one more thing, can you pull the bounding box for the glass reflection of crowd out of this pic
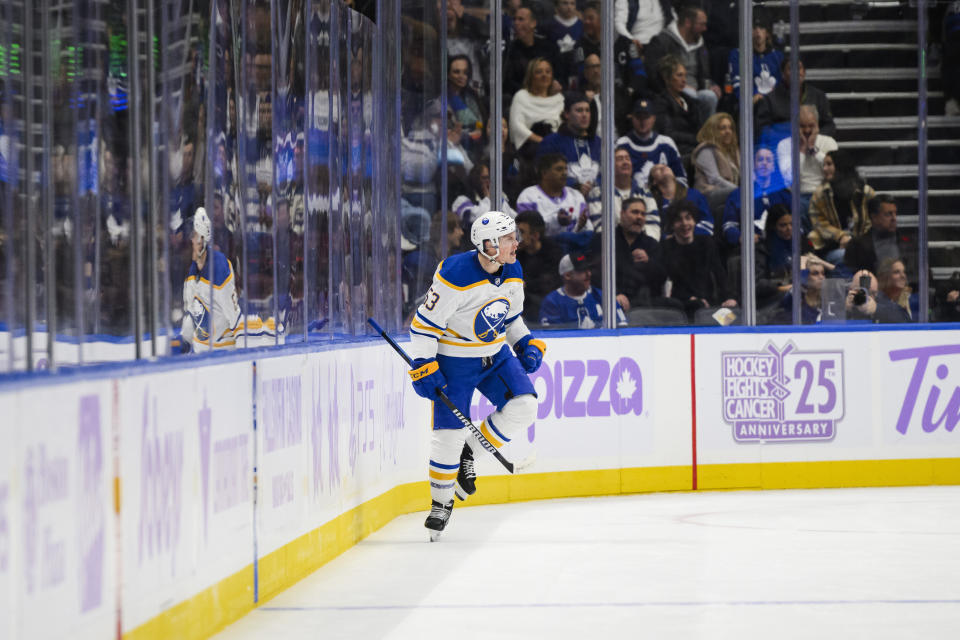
[398,0,960,328]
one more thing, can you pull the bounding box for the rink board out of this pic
[0,328,958,639]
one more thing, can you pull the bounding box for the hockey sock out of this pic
[467,393,537,456]
[429,428,466,505]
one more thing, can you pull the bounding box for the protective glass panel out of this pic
[329,1,350,335]
[0,0,24,371]
[304,0,332,340]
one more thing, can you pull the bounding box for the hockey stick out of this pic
[368,317,523,474]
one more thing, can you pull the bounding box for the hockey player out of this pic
[408,212,546,540]
[174,207,242,353]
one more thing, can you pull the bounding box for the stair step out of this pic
[861,165,960,178]
[807,68,937,81]
[834,116,960,129]
[797,20,917,35]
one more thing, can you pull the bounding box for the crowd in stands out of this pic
[398,0,960,328]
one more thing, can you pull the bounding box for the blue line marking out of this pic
[259,599,960,612]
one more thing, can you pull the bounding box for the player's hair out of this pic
[537,152,567,177]
[867,193,896,217]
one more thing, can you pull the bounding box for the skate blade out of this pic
[429,530,442,542]
[454,482,470,502]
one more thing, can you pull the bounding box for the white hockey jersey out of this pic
[409,251,530,359]
[515,185,591,237]
[182,249,242,350]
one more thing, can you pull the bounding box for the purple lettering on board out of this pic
[311,365,325,497]
[138,387,184,575]
[327,365,341,491]
[889,344,960,435]
[562,360,587,418]
[0,484,8,574]
[77,394,105,612]
[609,357,643,416]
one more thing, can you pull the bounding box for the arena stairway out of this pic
[766,0,960,284]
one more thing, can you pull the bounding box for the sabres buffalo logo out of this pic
[474,298,510,342]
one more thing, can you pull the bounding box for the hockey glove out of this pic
[514,335,546,373]
[409,357,448,401]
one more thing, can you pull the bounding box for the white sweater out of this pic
[508,89,564,149]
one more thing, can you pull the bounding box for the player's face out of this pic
[494,231,519,264]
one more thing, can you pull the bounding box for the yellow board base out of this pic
[125,458,960,640]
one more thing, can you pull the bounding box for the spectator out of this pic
[448,54,487,155]
[722,146,791,249]
[652,55,703,157]
[616,97,687,189]
[516,209,565,321]
[942,1,960,116]
[543,0,583,56]
[503,6,565,101]
[644,4,719,120]
[692,112,740,214]
[614,0,675,51]
[403,211,466,303]
[807,149,874,267]
[537,91,600,196]
[843,268,909,324]
[484,116,523,201]
[452,163,517,226]
[576,53,631,133]
[934,271,960,321]
[727,14,784,102]
[539,251,627,327]
[516,153,591,238]
[441,0,488,98]
[508,57,564,172]
[587,148,660,236]
[587,196,669,311]
[844,193,918,281]
[756,57,836,149]
[648,163,712,236]
[776,104,838,216]
[780,259,827,324]
[400,100,444,216]
[876,258,915,322]
[574,3,647,105]
[662,199,737,319]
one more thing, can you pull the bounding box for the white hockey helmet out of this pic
[470,211,516,262]
[191,207,212,250]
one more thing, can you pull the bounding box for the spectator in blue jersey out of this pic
[616,97,687,189]
[537,92,600,198]
[544,0,584,57]
[587,197,670,311]
[721,146,791,250]
[648,163,712,237]
[540,251,627,328]
[516,210,565,321]
[727,15,783,103]
[662,199,737,320]
[503,6,566,102]
[652,55,703,157]
[644,4,719,121]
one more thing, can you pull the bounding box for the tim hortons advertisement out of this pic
[15,382,117,640]
[883,334,960,451]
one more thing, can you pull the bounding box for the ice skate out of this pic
[454,443,476,501]
[424,500,453,541]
